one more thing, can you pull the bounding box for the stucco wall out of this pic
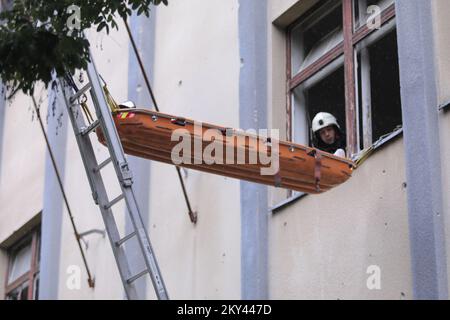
[146,0,241,299]
[0,89,46,244]
[269,138,412,299]
[433,0,450,106]
[432,0,450,298]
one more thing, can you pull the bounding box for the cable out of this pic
[31,95,96,288]
[123,18,197,224]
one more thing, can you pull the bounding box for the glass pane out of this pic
[356,28,402,147]
[291,2,343,75]
[8,240,32,284]
[354,0,394,29]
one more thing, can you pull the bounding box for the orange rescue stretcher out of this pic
[96,109,355,194]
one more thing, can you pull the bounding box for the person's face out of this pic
[319,125,337,145]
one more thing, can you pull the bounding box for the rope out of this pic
[123,17,197,224]
[102,85,120,113]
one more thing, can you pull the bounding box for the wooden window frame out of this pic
[4,228,40,300]
[286,0,396,156]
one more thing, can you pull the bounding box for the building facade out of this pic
[1,0,450,299]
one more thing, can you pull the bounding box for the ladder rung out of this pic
[127,269,149,284]
[81,120,100,136]
[104,194,125,210]
[115,232,136,247]
[70,82,92,104]
[94,158,112,173]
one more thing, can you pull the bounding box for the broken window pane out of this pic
[7,240,32,284]
[291,2,343,75]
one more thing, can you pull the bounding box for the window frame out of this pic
[286,0,396,157]
[4,228,40,300]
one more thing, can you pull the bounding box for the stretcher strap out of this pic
[314,152,322,192]
[307,149,322,192]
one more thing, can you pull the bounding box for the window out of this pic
[287,0,401,157]
[4,228,40,300]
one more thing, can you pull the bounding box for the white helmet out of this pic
[312,112,340,133]
[119,100,136,109]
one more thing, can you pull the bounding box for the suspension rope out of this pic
[123,17,197,224]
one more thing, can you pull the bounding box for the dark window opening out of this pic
[305,66,346,147]
[356,29,402,149]
[367,30,402,142]
[303,4,343,57]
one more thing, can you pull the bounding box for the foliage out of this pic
[0,0,167,97]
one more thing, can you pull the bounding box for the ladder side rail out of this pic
[61,81,139,300]
[85,57,169,300]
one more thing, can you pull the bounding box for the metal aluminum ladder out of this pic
[60,52,169,300]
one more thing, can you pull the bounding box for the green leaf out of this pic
[97,21,107,32]
[0,0,170,98]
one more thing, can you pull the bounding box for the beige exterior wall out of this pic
[269,138,411,299]
[433,0,450,106]
[147,0,241,299]
[432,0,450,297]
[0,84,47,298]
[0,90,46,245]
